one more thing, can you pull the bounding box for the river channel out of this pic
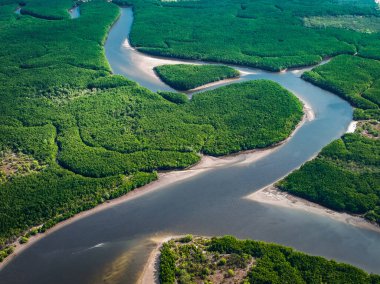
[1,7,379,284]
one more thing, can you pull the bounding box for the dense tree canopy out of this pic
[278,133,380,224]
[159,236,380,284]
[303,55,380,120]
[0,0,303,257]
[154,64,239,91]
[128,0,380,71]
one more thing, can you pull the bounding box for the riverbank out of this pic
[137,235,177,284]
[346,121,358,133]
[0,148,282,270]
[244,118,379,233]
[245,185,380,233]
[185,75,241,93]
[0,101,313,270]
[139,235,380,284]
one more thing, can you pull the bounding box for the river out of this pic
[1,7,379,284]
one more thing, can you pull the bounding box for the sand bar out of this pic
[245,185,380,233]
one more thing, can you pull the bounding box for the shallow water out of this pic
[68,6,80,19]
[1,7,380,284]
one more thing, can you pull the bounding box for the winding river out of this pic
[1,7,380,284]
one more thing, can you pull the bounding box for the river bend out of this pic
[1,7,379,284]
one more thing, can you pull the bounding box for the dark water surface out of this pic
[1,7,379,284]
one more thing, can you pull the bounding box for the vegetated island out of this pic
[0,0,303,263]
[153,64,239,91]
[151,235,380,284]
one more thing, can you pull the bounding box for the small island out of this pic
[155,235,380,283]
[154,64,240,91]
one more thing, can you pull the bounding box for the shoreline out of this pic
[137,235,177,284]
[346,121,358,133]
[243,118,369,232]
[245,185,380,233]
[0,102,313,271]
[185,75,241,94]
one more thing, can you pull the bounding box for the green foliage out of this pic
[160,243,176,284]
[179,235,193,243]
[154,64,239,91]
[160,236,379,284]
[127,0,380,71]
[302,55,380,119]
[280,53,380,228]
[0,0,303,254]
[190,81,303,155]
[0,168,157,246]
[0,124,56,163]
[17,0,74,20]
[0,246,14,263]
[57,127,200,177]
[227,269,235,277]
[218,257,227,266]
[88,75,136,89]
[2,0,379,270]
[278,133,380,222]
[19,236,29,244]
[158,91,188,104]
[161,236,253,283]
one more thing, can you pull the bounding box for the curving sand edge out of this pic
[245,185,380,233]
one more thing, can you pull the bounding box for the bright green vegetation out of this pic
[188,81,303,155]
[302,55,380,120]
[154,64,239,91]
[159,235,380,284]
[0,0,303,258]
[127,0,380,71]
[304,15,380,34]
[289,38,380,223]
[157,91,189,104]
[278,133,380,225]
[0,246,14,263]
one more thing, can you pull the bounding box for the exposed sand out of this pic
[137,235,177,284]
[346,121,358,133]
[121,36,260,94]
[245,185,380,233]
[185,76,241,93]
